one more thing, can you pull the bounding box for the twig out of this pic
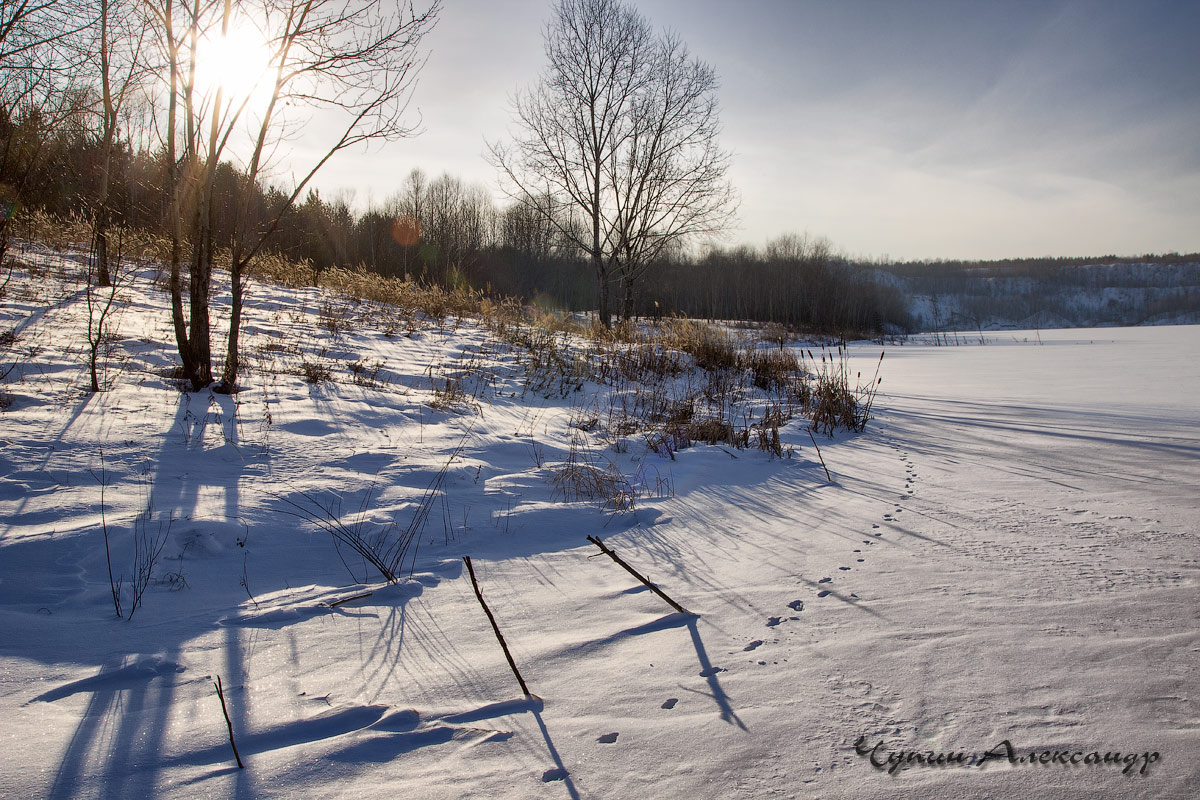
[213,675,244,769]
[90,449,122,618]
[462,556,531,697]
[325,591,374,608]
[807,429,832,482]
[585,535,691,615]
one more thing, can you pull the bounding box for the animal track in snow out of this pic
[766,616,782,627]
[788,600,804,611]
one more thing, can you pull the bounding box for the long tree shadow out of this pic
[45,645,186,800]
[46,660,120,800]
[39,389,258,799]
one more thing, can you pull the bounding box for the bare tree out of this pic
[85,225,127,392]
[0,0,94,265]
[91,0,150,287]
[609,31,736,318]
[0,1,91,64]
[146,0,439,391]
[490,0,734,326]
[218,0,441,391]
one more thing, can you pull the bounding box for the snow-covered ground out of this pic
[2,252,1197,799]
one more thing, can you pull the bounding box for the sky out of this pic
[306,0,1200,262]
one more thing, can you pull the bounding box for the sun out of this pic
[194,23,275,111]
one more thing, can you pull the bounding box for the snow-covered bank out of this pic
[2,257,1197,798]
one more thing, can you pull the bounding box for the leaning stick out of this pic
[214,675,244,769]
[808,429,832,482]
[586,536,691,615]
[462,556,532,697]
[326,591,374,609]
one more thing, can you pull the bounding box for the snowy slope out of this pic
[1,249,1197,799]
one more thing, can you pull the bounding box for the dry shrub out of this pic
[248,251,317,287]
[11,209,92,251]
[11,212,172,279]
[655,317,741,371]
[807,347,883,435]
[349,358,385,388]
[299,359,334,384]
[615,343,686,383]
[429,375,472,412]
[318,265,485,322]
[684,415,737,445]
[319,297,356,335]
[759,322,791,347]
[810,375,856,435]
[746,347,801,392]
[551,433,635,512]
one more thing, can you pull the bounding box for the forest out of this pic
[3,0,1196,369]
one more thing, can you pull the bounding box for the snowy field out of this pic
[1,254,1197,799]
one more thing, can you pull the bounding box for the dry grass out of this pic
[806,345,883,435]
[348,358,386,389]
[550,431,636,512]
[7,212,881,450]
[299,359,334,384]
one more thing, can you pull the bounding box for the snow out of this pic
[2,249,1197,798]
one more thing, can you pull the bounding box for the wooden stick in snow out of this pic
[808,429,832,482]
[214,674,244,769]
[462,556,532,698]
[586,535,692,615]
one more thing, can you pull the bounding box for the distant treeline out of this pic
[868,259,1200,330]
[5,114,914,333]
[8,111,1197,334]
[866,253,1200,277]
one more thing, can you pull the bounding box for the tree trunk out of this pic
[167,231,197,387]
[595,253,611,328]
[187,198,213,389]
[219,253,244,391]
[621,272,635,320]
[93,217,110,287]
[94,0,113,287]
[163,0,199,390]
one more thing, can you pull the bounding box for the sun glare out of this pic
[194,24,275,112]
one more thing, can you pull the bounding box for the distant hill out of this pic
[857,258,1200,332]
